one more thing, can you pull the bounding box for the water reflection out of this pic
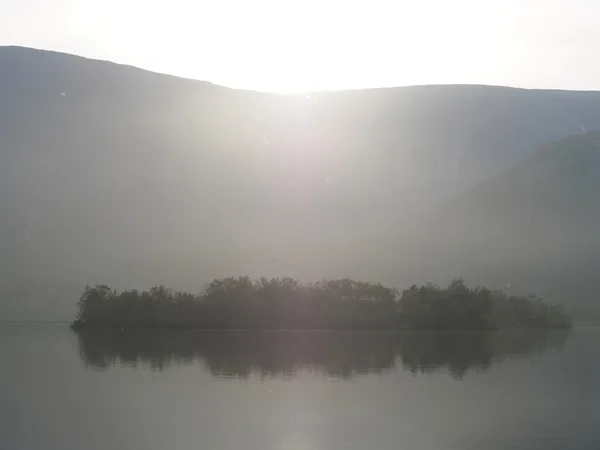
[76,330,571,379]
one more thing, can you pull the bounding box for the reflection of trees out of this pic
[76,330,571,379]
[397,330,571,379]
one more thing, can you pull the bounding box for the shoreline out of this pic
[70,323,573,332]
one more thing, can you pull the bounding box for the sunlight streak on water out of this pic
[1,326,599,450]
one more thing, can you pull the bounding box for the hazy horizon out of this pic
[3,0,600,93]
[8,44,600,95]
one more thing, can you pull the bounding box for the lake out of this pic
[1,326,598,450]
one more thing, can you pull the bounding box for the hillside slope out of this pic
[397,133,600,305]
[3,46,600,318]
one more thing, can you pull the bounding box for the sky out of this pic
[1,0,599,92]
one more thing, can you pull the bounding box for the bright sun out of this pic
[8,0,567,92]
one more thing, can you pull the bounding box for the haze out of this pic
[2,0,600,322]
[2,0,600,92]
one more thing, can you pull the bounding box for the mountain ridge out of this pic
[8,45,599,94]
[2,46,600,318]
[391,132,600,305]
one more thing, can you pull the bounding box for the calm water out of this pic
[1,326,599,450]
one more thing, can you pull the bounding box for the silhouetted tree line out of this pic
[71,277,571,330]
[76,329,571,379]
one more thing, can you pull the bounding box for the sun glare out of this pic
[5,0,593,92]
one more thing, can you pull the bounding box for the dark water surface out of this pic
[1,326,598,450]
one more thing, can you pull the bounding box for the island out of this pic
[70,277,571,330]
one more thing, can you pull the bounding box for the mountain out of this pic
[3,46,600,318]
[394,132,600,305]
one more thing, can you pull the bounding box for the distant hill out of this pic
[3,46,600,318]
[393,133,600,306]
